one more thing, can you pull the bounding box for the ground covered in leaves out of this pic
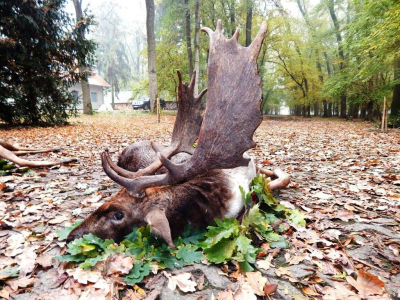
[0,112,399,299]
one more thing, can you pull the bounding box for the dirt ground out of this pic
[0,112,399,299]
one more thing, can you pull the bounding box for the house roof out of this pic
[88,73,110,87]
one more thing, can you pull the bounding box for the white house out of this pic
[69,72,110,110]
[104,91,133,109]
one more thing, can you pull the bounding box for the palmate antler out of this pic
[101,20,268,194]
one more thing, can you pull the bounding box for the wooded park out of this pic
[0,0,400,299]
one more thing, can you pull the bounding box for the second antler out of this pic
[0,139,77,168]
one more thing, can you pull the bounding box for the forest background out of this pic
[1,0,400,125]
[77,0,400,123]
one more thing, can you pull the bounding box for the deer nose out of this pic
[66,226,85,243]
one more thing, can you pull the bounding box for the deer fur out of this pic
[66,21,291,247]
[67,142,256,247]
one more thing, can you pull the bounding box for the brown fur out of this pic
[67,168,235,245]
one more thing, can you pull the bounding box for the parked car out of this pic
[132,97,166,110]
[132,97,150,110]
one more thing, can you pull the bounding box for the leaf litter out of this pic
[0,113,399,299]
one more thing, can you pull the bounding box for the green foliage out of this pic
[200,174,305,271]
[57,174,305,282]
[56,225,205,284]
[124,261,152,285]
[0,159,36,176]
[0,0,96,125]
[56,220,83,241]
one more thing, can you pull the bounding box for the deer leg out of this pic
[0,145,77,168]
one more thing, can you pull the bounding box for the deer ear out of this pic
[145,210,175,249]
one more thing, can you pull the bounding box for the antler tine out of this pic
[101,70,206,184]
[249,21,268,59]
[101,151,170,196]
[269,169,291,191]
[231,28,240,41]
[112,21,268,194]
[103,150,141,178]
[170,70,205,154]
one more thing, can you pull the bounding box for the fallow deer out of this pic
[0,139,76,168]
[67,21,290,248]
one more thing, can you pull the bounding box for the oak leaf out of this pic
[346,270,385,298]
[164,272,197,293]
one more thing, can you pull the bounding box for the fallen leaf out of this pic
[302,285,319,296]
[256,253,273,270]
[164,272,197,293]
[263,283,278,295]
[322,282,361,300]
[346,270,385,298]
[245,272,267,296]
[288,254,306,265]
[6,276,36,291]
[48,214,69,225]
[312,192,334,200]
[107,255,134,275]
[66,269,101,284]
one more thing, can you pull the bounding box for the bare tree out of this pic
[145,0,157,112]
[73,0,92,115]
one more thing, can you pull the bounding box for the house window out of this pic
[71,90,79,101]
[91,92,97,102]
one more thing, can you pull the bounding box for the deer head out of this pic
[67,21,286,247]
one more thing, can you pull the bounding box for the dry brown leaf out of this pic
[17,248,37,276]
[275,267,299,282]
[36,254,54,268]
[244,271,267,296]
[6,276,36,291]
[263,283,278,295]
[312,192,334,200]
[346,270,385,298]
[0,288,10,299]
[107,255,134,275]
[66,269,101,284]
[234,282,257,300]
[215,290,234,300]
[288,254,307,265]
[302,285,319,296]
[123,289,145,300]
[256,253,273,270]
[164,272,197,293]
[322,282,361,300]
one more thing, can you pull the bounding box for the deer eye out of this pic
[114,212,124,221]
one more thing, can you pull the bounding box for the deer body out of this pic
[67,141,255,246]
[67,21,291,247]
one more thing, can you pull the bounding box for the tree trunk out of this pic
[245,0,253,47]
[328,0,346,118]
[328,102,333,117]
[73,0,92,115]
[145,0,157,112]
[194,0,201,96]
[313,102,319,116]
[111,83,115,110]
[184,0,193,76]
[391,57,400,118]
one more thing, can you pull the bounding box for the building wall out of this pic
[68,84,105,110]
